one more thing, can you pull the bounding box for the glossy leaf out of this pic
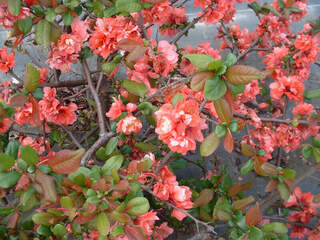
[225,65,264,85]
[32,212,57,226]
[48,148,85,174]
[224,129,234,153]
[183,54,215,69]
[24,64,40,93]
[116,0,142,13]
[223,53,237,67]
[105,137,118,155]
[35,20,61,49]
[193,189,214,208]
[0,171,21,188]
[8,0,21,16]
[190,71,215,91]
[200,132,221,157]
[277,182,290,201]
[35,170,57,203]
[233,196,255,210]
[96,212,110,236]
[214,97,233,123]
[241,143,256,157]
[18,16,32,34]
[245,203,262,226]
[262,222,288,234]
[29,95,41,126]
[0,153,15,172]
[249,226,264,240]
[126,46,146,64]
[260,162,278,176]
[20,146,38,165]
[204,76,227,101]
[302,145,313,158]
[265,179,278,192]
[123,79,148,98]
[241,158,254,175]
[8,94,28,108]
[126,197,150,216]
[102,155,124,175]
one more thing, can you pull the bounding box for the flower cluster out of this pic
[139,0,187,37]
[153,166,193,220]
[89,16,141,59]
[0,48,15,73]
[46,18,88,72]
[283,187,320,239]
[155,99,207,155]
[39,87,77,125]
[0,3,30,29]
[105,96,142,135]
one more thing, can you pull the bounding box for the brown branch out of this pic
[138,11,149,42]
[155,151,175,174]
[80,132,115,166]
[237,35,262,61]
[60,125,83,149]
[263,216,313,229]
[234,112,309,125]
[170,5,213,44]
[82,60,106,135]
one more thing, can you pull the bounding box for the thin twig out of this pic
[237,35,262,61]
[156,151,174,174]
[138,11,149,42]
[60,125,82,149]
[82,60,106,135]
[8,70,23,84]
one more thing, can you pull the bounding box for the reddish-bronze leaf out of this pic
[126,46,146,64]
[15,174,30,191]
[190,71,214,92]
[118,39,142,52]
[224,129,234,153]
[7,212,19,228]
[228,182,254,197]
[214,97,233,123]
[225,65,264,85]
[35,170,57,203]
[265,179,278,192]
[241,143,256,157]
[234,196,255,210]
[245,203,262,226]
[144,0,166,3]
[125,225,146,240]
[48,148,84,174]
[74,214,95,224]
[253,157,268,177]
[29,95,41,126]
[193,189,214,208]
[200,132,221,157]
[261,162,278,176]
[8,94,28,108]
[224,86,234,113]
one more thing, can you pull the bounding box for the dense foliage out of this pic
[0,0,319,239]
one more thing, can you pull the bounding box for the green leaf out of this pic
[277,0,285,8]
[0,207,14,216]
[302,145,313,158]
[0,171,21,188]
[104,6,119,17]
[282,169,296,180]
[183,54,215,69]
[60,196,74,209]
[200,132,221,157]
[312,137,320,148]
[204,76,227,101]
[138,102,153,115]
[304,88,320,99]
[229,119,239,133]
[52,224,67,237]
[216,65,227,75]
[24,64,40,92]
[20,146,39,165]
[171,93,184,106]
[63,11,74,26]
[102,155,124,175]
[5,140,20,159]
[241,158,254,175]
[8,0,21,17]
[96,147,108,161]
[226,82,246,95]
[170,158,188,170]
[126,197,150,216]
[116,0,142,13]
[96,212,110,236]
[313,148,320,163]
[123,79,148,97]
[223,53,237,67]
[262,222,288,234]
[0,153,15,172]
[134,142,156,152]
[249,226,264,240]
[105,137,118,155]
[35,20,61,49]
[208,59,223,71]
[45,8,57,22]
[18,16,33,34]
[277,182,290,200]
[215,125,227,138]
[289,6,301,13]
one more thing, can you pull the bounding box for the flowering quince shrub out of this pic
[0,0,319,240]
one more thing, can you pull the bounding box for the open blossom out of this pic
[153,166,193,220]
[134,210,159,237]
[0,48,15,73]
[106,96,125,120]
[0,5,30,29]
[0,118,10,133]
[20,136,50,155]
[117,115,142,135]
[156,41,178,77]
[293,102,315,118]
[89,16,141,59]
[155,99,207,155]
[39,87,77,125]
[15,103,35,126]
[269,76,305,102]
[71,17,89,42]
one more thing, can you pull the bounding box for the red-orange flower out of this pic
[0,48,15,73]
[0,118,10,133]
